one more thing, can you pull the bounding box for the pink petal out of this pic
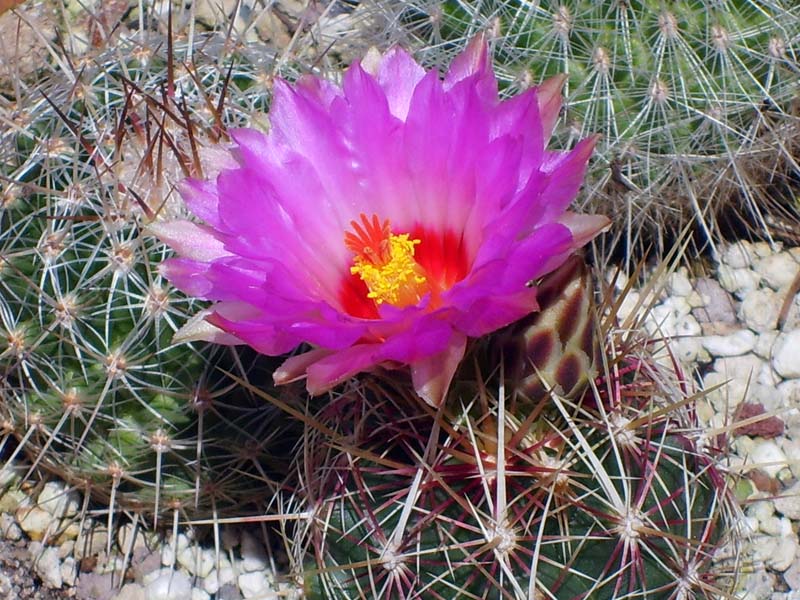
[172,309,244,345]
[536,74,567,141]
[148,221,230,262]
[373,46,426,121]
[274,348,335,386]
[444,34,497,103]
[411,332,467,407]
[559,212,612,247]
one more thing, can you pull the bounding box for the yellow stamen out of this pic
[345,214,427,307]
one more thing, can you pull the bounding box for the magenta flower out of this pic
[150,36,610,407]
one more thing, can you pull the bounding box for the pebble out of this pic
[32,543,62,588]
[0,513,22,541]
[741,288,783,332]
[773,331,800,378]
[757,252,800,290]
[667,268,693,297]
[61,556,77,587]
[717,264,761,298]
[784,559,800,590]
[145,569,193,600]
[692,277,738,325]
[701,329,756,356]
[238,571,273,599]
[768,536,798,572]
[723,242,756,269]
[0,489,27,513]
[750,440,789,478]
[37,481,79,518]
[177,545,215,578]
[775,481,800,520]
[112,583,147,600]
[204,564,237,595]
[16,506,56,542]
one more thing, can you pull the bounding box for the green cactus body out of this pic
[381,0,800,255]
[294,263,739,598]
[299,363,734,599]
[0,33,297,521]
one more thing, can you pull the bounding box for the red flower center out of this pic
[340,213,470,319]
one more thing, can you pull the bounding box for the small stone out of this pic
[37,481,80,518]
[715,353,765,375]
[741,288,782,332]
[759,515,784,536]
[756,251,800,290]
[692,277,738,324]
[205,565,237,594]
[784,558,800,590]
[76,572,116,599]
[666,268,693,297]
[193,589,211,600]
[56,520,81,545]
[74,525,109,560]
[33,545,63,589]
[111,583,147,600]
[701,329,756,357]
[144,569,193,600]
[758,366,781,392]
[754,331,779,359]
[773,331,800,378]
[779,380,800,409]
[238,571,272,599]
[161,543,176,567]
[16,506,56,542]
[750,440,789,478]
[753,241,779,258]
[217,583,244,600]
[775,481,800,520]
[0,513,22,541]
[722,242,755,269]
[58,540,75,559]
[768,536,798,572]
[783,439,800,479]
[741,567,776,600]
[177,546,215,579]
[751,534,779,564]
[747,498,776,523]
[674,336,708,364]
[675,313,702,337]
[717,264,760,298]
[734,403,785,438]
[240,532,268,572]
[117,522,147,554]
[0,489,27,513]
[61,556,77,587]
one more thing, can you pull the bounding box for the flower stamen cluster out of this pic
[345,213,427,308]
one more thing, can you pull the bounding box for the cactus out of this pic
[0,23,311,524]
[372,0,800,260]
[284,259,741,598]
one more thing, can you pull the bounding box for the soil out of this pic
[0,539,73,599]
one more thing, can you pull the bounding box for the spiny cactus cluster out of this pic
[373,0,800,260]
[280,259,741,599]
[0,25,310,522]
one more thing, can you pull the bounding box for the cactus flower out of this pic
[150,36,610,407]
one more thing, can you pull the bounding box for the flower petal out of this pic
[372,46,426,121]
[411,331,467,407]
[148,220,230,262]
